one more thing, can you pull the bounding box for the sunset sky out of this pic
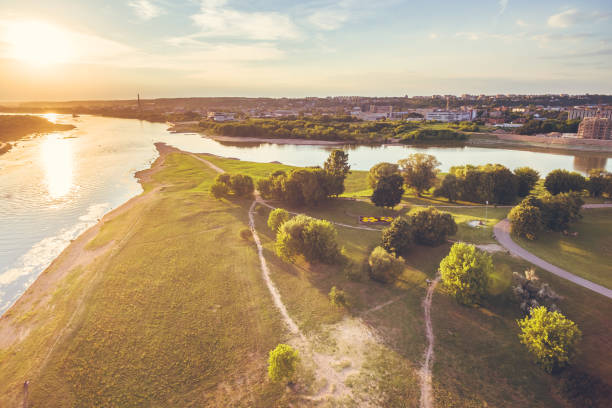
[1,0,611,100]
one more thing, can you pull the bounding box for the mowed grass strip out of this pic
[0,153,291,407]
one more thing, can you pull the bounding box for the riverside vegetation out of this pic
[0,115,75,154]
[0,147,610,406]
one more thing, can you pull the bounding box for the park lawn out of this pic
[448,206,510,244]
[199,154,295,180]
[515,208,612,289]
[0,153,294,407]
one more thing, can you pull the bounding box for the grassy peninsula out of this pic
[0,115,75,154]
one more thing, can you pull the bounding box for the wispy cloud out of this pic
[190,0,300,40]
[307,9,348,31]
[498,0,509,16]
[547,9,610,28]
[128,0,163,21]
[516,19,528,27]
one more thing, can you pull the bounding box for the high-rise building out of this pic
[577,117,612,140]
[568,109,612,120]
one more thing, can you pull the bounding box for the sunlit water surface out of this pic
[1,114,610,313]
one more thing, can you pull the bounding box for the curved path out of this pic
[494,218,612,299]
[419,275,440,408]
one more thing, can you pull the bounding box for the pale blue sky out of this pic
[0,0,611,100]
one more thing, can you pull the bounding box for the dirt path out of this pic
[494,219,612,299]
[420,275,440,408]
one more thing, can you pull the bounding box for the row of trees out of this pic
[517,119,580,135]
[545,168,612,198]
[509,193,584,240]
[257,150,350,206]
[210,173,254,199]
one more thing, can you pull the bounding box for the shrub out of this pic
[268,344,299,383]
[514,167,540,197]
[398,153,440,196]
[508,203,542,240]
[267,208,290,232]
[275,215,342,264]
[544,169,586,195]
[439,243,492,305]
[371,174,405,208]
[229,174,254,197]
[239,228,252,240]
[408,207,457,246]
[367,162,400,188]
[368,246,405,283]
[587,169,612,198]
[210,181,230,199]
[517,306,581,373]
[380,218,414,256]
[329,286,348,307]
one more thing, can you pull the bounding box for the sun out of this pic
[5,21,75,66]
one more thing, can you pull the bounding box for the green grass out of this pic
[515,208,612,289]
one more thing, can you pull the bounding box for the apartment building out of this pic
[577,117,612,140]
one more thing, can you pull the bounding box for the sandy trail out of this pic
[420,275,440,408]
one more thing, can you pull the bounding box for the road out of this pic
[493,218,612,299]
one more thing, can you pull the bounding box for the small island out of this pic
[0,115,75,154]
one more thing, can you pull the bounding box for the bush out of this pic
[408,207,457,246]
[544,169,586,195]
[514,167,540,197]
[371,174,405,208]
[508,203,542,240]
[517,306,581,373]
[239,228,252,240]
[210,181,230,199]
[380,218,414,256]
[368,246,405,283]
[367,162,400,188]
[275,215,342,264]
[329,286,348,307]
[587,169,612,198]
[267,208,290,232]
[229,174,254,197]
[268,344,299,383]
[439,243,492,305]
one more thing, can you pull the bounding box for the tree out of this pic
[367,162,400,188]
[267,208,290,232]
[518,306,582,373]
[587,169,612,198]
[408,207,458,246]
[329,286,348,307]
[371,174,405,208]
[540,192,584,231]
[439,243,492,305]
[514,167,540,197]
[380,217,414,256]
[268,344,299,383]
[229,174,254,197]
[434,174,461,202]
[368,246,405,283]
[483,164,519,204]
[275,215,342,264]
[544,169,586,195]
[508,204,542,240]
[285,168,329,206]
[210,181,230,199]
[398,153,441,196]
[323,149,351,196]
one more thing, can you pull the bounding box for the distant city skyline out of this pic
[1,0,611,100]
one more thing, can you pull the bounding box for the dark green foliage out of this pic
[367,162,400,189]
[275,215,342,264]
[540,193,584,231]
[210,181,230,199]
[517,119,580,135]
[398,153,440,196]
[371,174,405,208]
[368,246,405,283]
[514,167,540,197]
[229,174,254,197]
[544,169,586,195]
[433,174,460,202]
[399,128,467,143]
[587,169,612,198]
[381,218,413,256]
[323,149,351,196]
[408,207,457,246]
[449,164,519,204]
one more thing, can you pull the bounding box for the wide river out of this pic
[1,114,611,314]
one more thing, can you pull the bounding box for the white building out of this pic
[207,112,235,122]
[425,110,476,122]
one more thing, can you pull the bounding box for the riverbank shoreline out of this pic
[0,143,174,338]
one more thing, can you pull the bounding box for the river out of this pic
[0,114,610,314]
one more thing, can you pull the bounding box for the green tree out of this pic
[544,169,586,195]
[323,149,351,196]
[439,243,492,305]
[433,174,461,202]
[368,246,405,283]
[210,181,230,199]
[540,192,584,231]
[275,215,341,264]
[229,174,255,197]
[367,162,400,189]
[408,207,458,246]
[398,153,441,196]
[514,167,540,197]
[587,169,612,198]
[267,208,290,232]
[381,217,414,256]
[517,306,582,373]
[268,344,299,383]
[371,174,405,208]
[508,203,543,240]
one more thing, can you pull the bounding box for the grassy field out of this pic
[1,152,610,407]
[515,208,612,289]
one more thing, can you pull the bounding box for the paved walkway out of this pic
[493,218,612,299]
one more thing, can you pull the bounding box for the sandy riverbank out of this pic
[0,143,176,346]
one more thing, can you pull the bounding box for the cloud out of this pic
[455,32,480,41]
[547,9,610,28]
[307,10,348,31]
[191,0,300,40]
[516,19,527,27]
[498,0,508,16]
[428,33,438,40]
[128,0,163,20]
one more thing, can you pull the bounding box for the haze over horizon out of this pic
[1,0,612,101]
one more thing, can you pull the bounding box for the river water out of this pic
[0,114,610,314]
